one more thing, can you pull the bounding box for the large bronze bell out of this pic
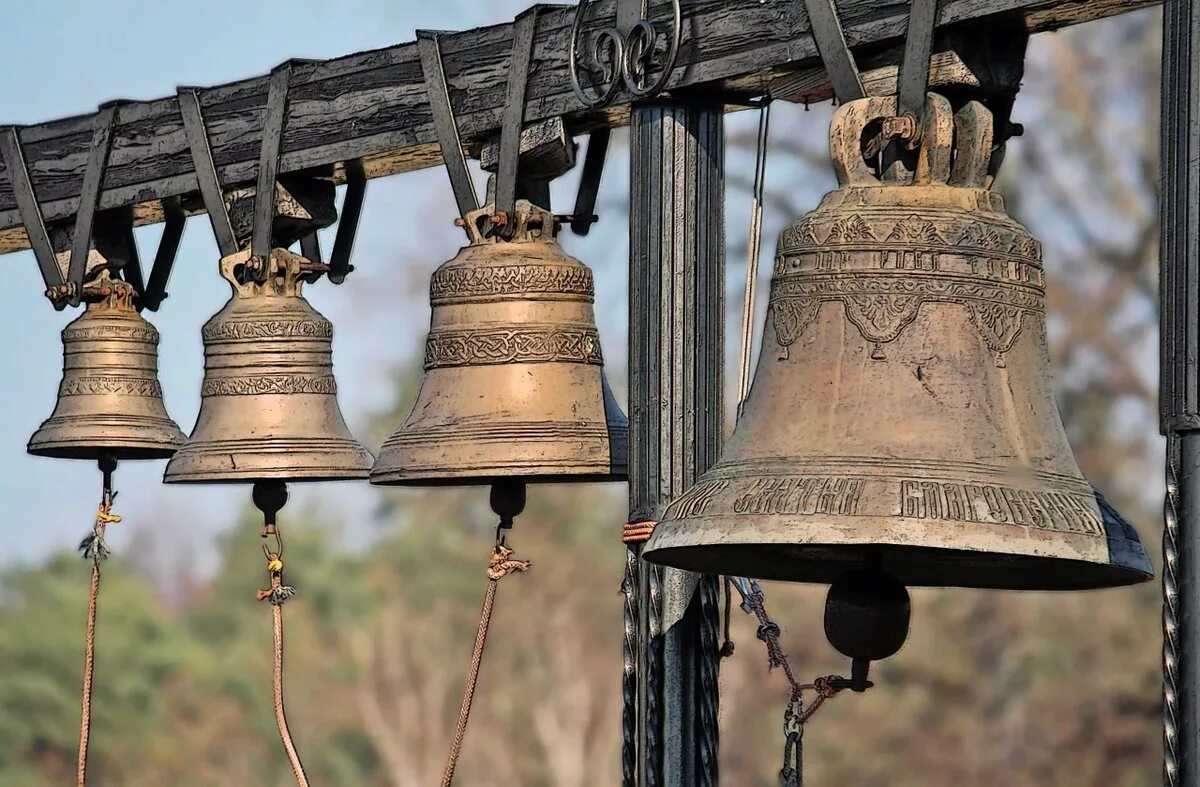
[645,96,1152,590]
[164,248,372,483]
[29,269,184,459]
[371,201,627,485]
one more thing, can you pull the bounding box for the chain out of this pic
[255,520,307,787]
[441,536,530,786]
[723,578,861,784]
[1165,433,1181,786]
[76,468,120,787]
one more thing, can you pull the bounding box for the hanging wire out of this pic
[76,459,120,787]
[736,98,773,418]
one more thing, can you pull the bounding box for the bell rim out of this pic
[368,468,629,487]
[27,443,180,461]
[642,541,1154,591]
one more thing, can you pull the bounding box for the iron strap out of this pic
[495,7,540,225]
[178,88,239,258]
[801,0,865,103]
[417,30,479,220]
[0,126,63,300]
[140,197,185,311]
[897,0,939,122]
[328,160,366,283]
[252,63,295,266]
[66,103,120,306]
[571,129,609,236]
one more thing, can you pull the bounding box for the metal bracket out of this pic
[178,87,239,258]
[418,30,479,224]
[0,103,118,308]
[494,6,541,235]
[0,125,65,308]
[570,0,682,108]
[801,0,866,103]
[570,128,609,236]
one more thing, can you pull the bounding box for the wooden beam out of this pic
[0,0,1154,256]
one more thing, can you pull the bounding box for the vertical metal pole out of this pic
[1161,3,1200,784]
[628,101,724,786]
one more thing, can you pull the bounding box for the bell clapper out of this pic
[823,560,912,693]
[251,480,308,787]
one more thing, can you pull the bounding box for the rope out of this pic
[736,98,771,418]
[623,520,657,544]
[441,543,530,787]
[76,478,120,786]
[256,526,307,787]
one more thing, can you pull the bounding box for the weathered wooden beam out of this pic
[0,0,1154,256]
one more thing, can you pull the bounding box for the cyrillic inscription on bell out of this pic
[28,269,184,459]
[645,95,1153,590]
[371,201,628,485]
[164,248,372,483]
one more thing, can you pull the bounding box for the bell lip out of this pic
[27,443,179,461]
[162,470,371,484]
[641,542,1154,591]
[368,469,628,487]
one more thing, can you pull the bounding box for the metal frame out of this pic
[1160,3,1198,784]
[627,101,724,787]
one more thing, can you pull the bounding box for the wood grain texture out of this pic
[0,0,1154,255]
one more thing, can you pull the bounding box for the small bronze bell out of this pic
[164,248,372,483]
[371,201,627,485]
[645,96,1152,590]
[29,269,184,459]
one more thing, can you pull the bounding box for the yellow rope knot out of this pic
[95,506,122,526]
[486,543,531,580]
[267,557,284,573]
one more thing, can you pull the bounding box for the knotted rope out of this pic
[441,542,530,786]
[75,482,120,787]
[256,523,307,787]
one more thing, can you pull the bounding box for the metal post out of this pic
[1161,3,1200,784]
[627,101,724,786]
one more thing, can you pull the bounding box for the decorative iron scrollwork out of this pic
[569,0,682,108]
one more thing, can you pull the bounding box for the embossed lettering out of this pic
[900,479,1102,535]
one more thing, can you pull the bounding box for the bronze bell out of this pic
[371,201,627,485]
[29,269,184,459]
[645,96,1153,590]
[164,248,372,483]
